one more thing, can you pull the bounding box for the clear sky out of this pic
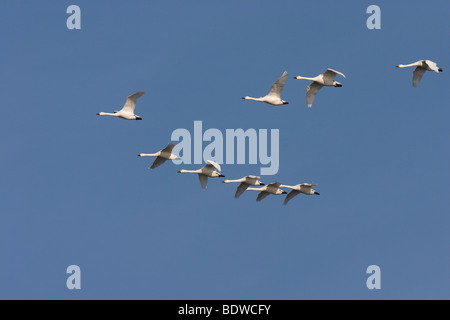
[0,0,448,300]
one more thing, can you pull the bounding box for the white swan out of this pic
[396,60,443,87]
[281,183,320,205]
[247,182,287,202]
[294,69,345,107]
[223,175,265,198]
[178,160,225,189]
[97,91,145,120]
[242,71,289,106]
[138,143,181,169]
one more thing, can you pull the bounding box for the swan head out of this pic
[242,96,249,100]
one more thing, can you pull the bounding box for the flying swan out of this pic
[280,183,320,205]
[97,91,145,120]
[247,182,287,202]
[294,69,345,107]
[178,160,225,189]
[396,60,443,87]
[223,175,265,198]
[138,143,181,169]
[242,71,289,106]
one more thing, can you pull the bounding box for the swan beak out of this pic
[177,170,182,173]
[439,68,443,72]
[260,182,265,185]
[219,174,225,177]
[137,154,142,157]
[294,76,299,79]
[242,97,247,100]
[336,84,342,87]
[136,117,142,120]
[282,191,288,194]
[96,113,101,115]
[396,65,400,68]
[282,101,289,105]
[314,192,320,195]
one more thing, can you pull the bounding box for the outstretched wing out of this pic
[413,67,426,87]
[306,82,323,107]
[235,182,250,199]
[323,68,346,81]
[267,182,282,189]
[205,160,221,172]
[283,190,301,205]
[256,191,270,202]
[121,91,145,113]
[150,157,167,169]
[198,174,208,189]
[424,60,440,72]
[267,71,288,98]
[161,143,175,154]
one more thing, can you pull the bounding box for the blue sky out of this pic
[0,0,449,299]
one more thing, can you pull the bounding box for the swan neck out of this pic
[140,153,159,157]
[98,112,118,116]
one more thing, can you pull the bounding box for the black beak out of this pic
[282,101,289,104]
[260,182,265,186]
[136,117,142,120]
[439,68,443,72]
[177,170,182,173]
[314,192,320,195]
[219,174,225,177]
[336,84,342,87]
[282,191,287,194]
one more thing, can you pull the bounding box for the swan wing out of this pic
[283,190,301,205]
[161,143,175,154]
[323,68,346,81]
[150,157,167,169]
[198,174,208,189]
[413,67,426,87]
[256,191,270,202]
[235,182,250,199]
[205,160,221,172]
[306,82,323,107]
[267,182,282,190]
[301,183,318,187]
[121,91,145,113]
[424,60,440,72]
[267,71,288,98]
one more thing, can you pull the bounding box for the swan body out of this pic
[294,68,345,107]
[396,60,443,87]
[178,160,225,189]
[97,91,145,120]
[243,71,289,106]
[223,175,265,198]
[247,182,287,202]
[138,143,181,169]
[280,183,320,205]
